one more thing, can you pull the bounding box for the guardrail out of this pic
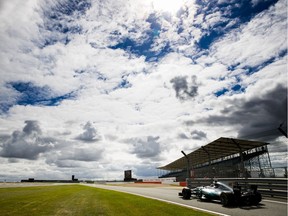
[187,178,287,200]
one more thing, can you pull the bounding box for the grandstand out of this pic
[158,137,274,181]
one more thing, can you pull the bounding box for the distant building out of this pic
[21,175,80,183]
[124,170,137,181]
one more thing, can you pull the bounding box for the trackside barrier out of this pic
[135,181,162,184]
[142,177,176,184]
[185,178,287,200]
[179,182,187,187]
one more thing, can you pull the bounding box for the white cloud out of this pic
[209,0,287,68]
[0,0,286,181]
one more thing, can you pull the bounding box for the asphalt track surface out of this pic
[87,183,287,216]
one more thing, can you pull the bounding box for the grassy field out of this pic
[0,184,213,216]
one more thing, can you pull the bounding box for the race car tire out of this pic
[220,192,233,207]
[182,188,191,199]
[251,192,262,205]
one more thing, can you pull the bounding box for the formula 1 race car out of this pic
[179,181,262,207]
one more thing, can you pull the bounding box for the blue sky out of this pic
[0,0,287,181]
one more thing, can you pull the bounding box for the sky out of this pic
[0,0,287,181]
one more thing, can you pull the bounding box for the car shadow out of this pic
[238,203,266,210]
[179,197,192,200]
[197,199,225,205]
[220,203,266,210]
[195,198,266,210]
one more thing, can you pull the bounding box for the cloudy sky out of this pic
[0,0,287,181]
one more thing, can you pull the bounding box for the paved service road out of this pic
[86,184,287,216]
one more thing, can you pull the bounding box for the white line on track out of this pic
[263,199,287,205]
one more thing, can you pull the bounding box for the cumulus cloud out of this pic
[236,85,287,139]
[170,75,199,101]
[190,130,207,140]
[198,84,287,141]
[178,130,207,140]
[76,122,101,142]
[0,121,54,160]
[128,136,161,159]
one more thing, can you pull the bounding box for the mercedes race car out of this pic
[179,181,262,206]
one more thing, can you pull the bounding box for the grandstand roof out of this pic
[158,137,268,170]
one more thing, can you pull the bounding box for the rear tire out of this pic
[252,192,262,205]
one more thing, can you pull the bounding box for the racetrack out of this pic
[86,183,287,216]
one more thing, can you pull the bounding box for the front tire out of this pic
[220,192,233,206]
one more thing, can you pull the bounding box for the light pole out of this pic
[181,150,190,179]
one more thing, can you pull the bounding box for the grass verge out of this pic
[0,184,213,216]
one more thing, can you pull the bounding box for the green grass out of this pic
[0,184,213,216]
